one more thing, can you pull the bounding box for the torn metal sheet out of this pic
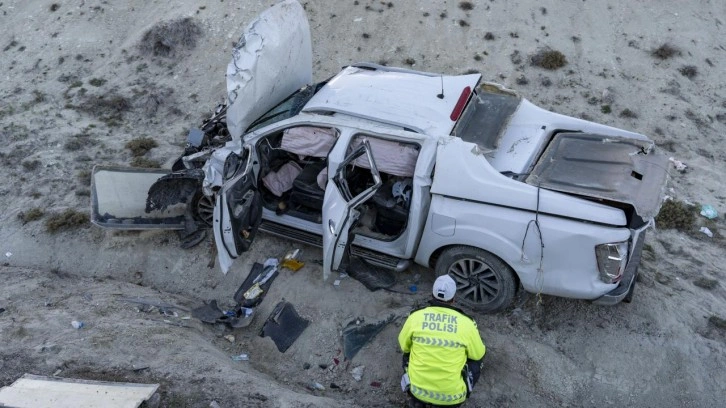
[91,166,185,229]
[260,301,309,353]
[0,374,158,408]
[226,0,312,139]
[342,315,395,360]
[526,133,669,219]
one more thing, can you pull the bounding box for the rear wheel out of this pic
[435,246,517,313]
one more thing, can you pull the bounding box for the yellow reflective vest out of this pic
[398,304,485,406]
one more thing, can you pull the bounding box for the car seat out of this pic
[289,161,327,211]
[372,179,410,235]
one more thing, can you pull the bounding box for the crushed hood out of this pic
[226,0,312,139]
[526,133,668,219]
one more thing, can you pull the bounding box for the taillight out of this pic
[595,241,629,284]
[450,86,471,121]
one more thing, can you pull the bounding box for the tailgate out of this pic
[91,166,186,229]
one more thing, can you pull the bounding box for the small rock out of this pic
[71,320,84,329]
[224,334,235,343]
[209,401,221,408]
[303,362,311,370]
[319,363,328,369]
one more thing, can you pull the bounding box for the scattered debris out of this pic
[351,365,365,381]
[281,249,305,271]
[231,353,249,361]
[119,297,190,313]
[699,227,713,238]
[342,315,395,360]
[345,257,395,291]
[668,157,688,173]
[260,301,309,353]
[699,205,718,219]
[234,260,280,307]
[308,382,325,391]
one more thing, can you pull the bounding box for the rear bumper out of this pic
[591,230,645,306]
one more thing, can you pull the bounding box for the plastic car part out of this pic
[260,301,309,353]
[342,314,395,360]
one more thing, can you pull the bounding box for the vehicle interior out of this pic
[255,127,420,240]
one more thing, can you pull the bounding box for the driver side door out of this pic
[212,146,263,274]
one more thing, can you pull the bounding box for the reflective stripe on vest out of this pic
[410,384,467,403]
[412,335,465,348]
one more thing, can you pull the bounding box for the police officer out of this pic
[398,275,486,407]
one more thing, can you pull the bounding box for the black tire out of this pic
[434,246,517,313]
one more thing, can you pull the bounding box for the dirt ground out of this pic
[1,0,725,407]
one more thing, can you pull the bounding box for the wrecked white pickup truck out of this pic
[91,0,668,312]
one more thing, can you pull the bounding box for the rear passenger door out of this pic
[321,138,382,280]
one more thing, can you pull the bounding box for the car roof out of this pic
[302,64,481,136]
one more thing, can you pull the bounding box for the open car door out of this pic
[212,146,262,274]
[322,139,382,280]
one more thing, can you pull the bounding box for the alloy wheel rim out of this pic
[195,195,215,227]
[447,258,500,304]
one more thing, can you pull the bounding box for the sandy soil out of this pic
[1,0,725,407]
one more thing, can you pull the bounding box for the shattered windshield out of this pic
[245,83,323,133]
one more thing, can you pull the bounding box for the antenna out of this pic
[437,75,444,99]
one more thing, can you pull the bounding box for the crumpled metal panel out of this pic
[226,0,312,139]
[526,133,668,219]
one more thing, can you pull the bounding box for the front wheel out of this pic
[435,246,517,313]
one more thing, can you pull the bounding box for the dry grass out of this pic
[655,200,695,231]
[18,207,44,224]
[130,157,161,168]
[530,48,567,70]
[74,93,131,126]
[694,278,718,290]
[45,209,88,233]
[125,137,158,157]
[679,65,698,79]
[651,43,680,60]
[138,17,202,57]
[709,315,726,330]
